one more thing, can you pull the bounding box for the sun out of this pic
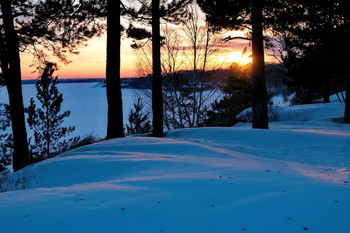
[225,51,252,65]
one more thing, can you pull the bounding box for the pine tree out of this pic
[203,62,252,126]
[0,0,105,170]
[126,98,151,135]
[0,0,30,171]
[151,0,164,137]
[272,0,350,122]
[197,0,269,129]
[26,63,79,159]
[342,1,350,123]
[271,0,348,104]
[251,0,268,129]
[0,103,12,175]
[106,0,125,139]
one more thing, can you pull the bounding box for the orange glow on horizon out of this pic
[21,36,138,80]
[20,33,277,80]
[224,51,252,65]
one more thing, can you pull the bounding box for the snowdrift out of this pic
[0,102,349,233]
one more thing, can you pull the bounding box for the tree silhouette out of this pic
[26,63,79,158]
[271,0,350,122]
[151,0,164,137]
[0,0,105,170]
[106,0,124,139]
[0,0,30,171]
[197,0,269,129]
[126,98,151,135]
[251,0,268,128]
[125,0,192,137]
[204,62,252,126]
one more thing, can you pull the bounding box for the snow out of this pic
[238,101,346,123]
[0,84,350,233]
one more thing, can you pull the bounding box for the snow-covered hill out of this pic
[0,102,349,233]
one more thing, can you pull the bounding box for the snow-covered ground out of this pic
[0,98,349,233]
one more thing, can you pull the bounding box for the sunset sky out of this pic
[21,36,138,80]
[20,31,270,80]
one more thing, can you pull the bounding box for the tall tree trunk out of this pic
[251,0,269,129]
[106,0,124,139]
[152,0,164,137]
[344,74,350,123]
[1,0,30,171]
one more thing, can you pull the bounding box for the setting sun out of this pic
[225,51,252,65]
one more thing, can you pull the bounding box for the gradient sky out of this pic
[20,31,265,80]
[21,36,138,80]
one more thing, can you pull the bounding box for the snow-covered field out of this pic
[0,84,349,233]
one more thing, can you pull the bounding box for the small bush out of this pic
[126,98,152,135]
[68,134,101,151]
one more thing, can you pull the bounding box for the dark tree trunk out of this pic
[106,0,124,139]
[1,0,30,171]
[323,75,331,103]
[305,88,315,104]
[152,0,164,137]
[344,75,350,123]
[251,0,269,129]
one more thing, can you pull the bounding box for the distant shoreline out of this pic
[21,78,139,85]
[22,78,105,84]
[19,77,152,89]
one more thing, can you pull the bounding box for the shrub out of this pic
[126,98,152,135]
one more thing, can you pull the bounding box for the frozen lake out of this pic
[0,82,139,139]
[1,82,222,139]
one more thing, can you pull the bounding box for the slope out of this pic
[0,103,349,233]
